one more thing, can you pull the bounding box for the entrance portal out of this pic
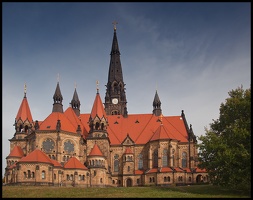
[126,178,132,187]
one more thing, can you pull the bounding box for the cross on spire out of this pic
[24,82,27,97]
[96,80,99,93]
[112,20,118,31]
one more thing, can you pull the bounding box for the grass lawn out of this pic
[2,184,250,198]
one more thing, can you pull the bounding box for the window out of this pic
[23,172,26,179]
[54,174,56,180]
[42,138,55,153]
[114,154,119,172]
[42,171,46,179]
[28,170,31,178]
[153,149,158,168]
[162,149,168,167]
[138,154,143,169]
[64,140,75,154]
[182,152,187,168]
[127,166,130,172]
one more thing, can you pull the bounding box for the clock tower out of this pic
[104,22,128,117]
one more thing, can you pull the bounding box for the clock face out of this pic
[64,140,74,154]
[112,98,118,104]
[42,138,55,153]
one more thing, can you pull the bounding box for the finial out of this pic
[74,82,77,89]
[57,73,60,82]
[159,114,163,125]
[96,80,99,94]
[24,82,27,97]
[112,20,118,31]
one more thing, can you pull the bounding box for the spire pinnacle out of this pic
[96,80,99,94]
[74,81,77,89]
[112,20,118,31]
[24,82,27,98]
[57,73,60,82]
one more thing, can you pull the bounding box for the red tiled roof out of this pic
[64,107,88,136]
[89,144,104,156]
[135,170,144,175]
[19,149,53,164]
[64,157,88,170]
[146,168,158,173]
[195,167,207,173]
[39,112,76,133]
[90,92,107,119]
[181,168,192,173]
[15,96,33,122]
[7,146,24,158]
[124,147,133,154]
[50,159,62,167]
[174,167,184,172]
[107,114,188,145]
[160,167,173,173]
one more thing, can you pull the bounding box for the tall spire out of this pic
[153,90,162,116]
[52,80,63,113]
[70,83,80,116]
[104,22,128,117]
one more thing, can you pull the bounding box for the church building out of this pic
[4,24,208,187]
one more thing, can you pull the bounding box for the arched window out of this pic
[153,149,158,168]
[168,176,170,182]
[182,152,187,168]
[42,171,46,179]
[101,123,104,130]
[70,174,73,180]
[149,177,152,183]
[28,170,31,178]
[138,154,143,169]
[79,175,81,180]
[31,172,34,178]
[162,149,168,167]
[67,174,70,180]
[95,122,100,130]
[23,172,26,178]
[114,154,119,172]
[127,166,130,172]
[188,177,191,182]
[164,177,167,182]
[54,173,56,180]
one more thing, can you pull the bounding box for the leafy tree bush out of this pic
[197,85,251,192]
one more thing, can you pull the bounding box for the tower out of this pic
[52,81,63,113]
[70,85,81,116]
[152,90,162,116]
[104,22,128,117]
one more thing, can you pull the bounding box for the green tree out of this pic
[197,85,251,192]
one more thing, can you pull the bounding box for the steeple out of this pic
[88,85,108,138]
[15,83,33,133]
[104,22,128,117]
[70,83,80,116]
[152,90,162,116]
[52,81,63,113]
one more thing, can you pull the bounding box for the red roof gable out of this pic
[16,96,33,122]
[64,157,88,170]
[7,146,24,158]
[150,124,171,141]
[39,112,76,133]
[160,167,173,173]
[50,159,62,167]
[90,92,107,119]
[135,170,144,175]
[64,107,88,136]
[19,149,53,164]
[106,114,188,145]
[89,144,104,156]
[124,147,133,154]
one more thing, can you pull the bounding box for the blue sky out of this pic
[2,2,251,176]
